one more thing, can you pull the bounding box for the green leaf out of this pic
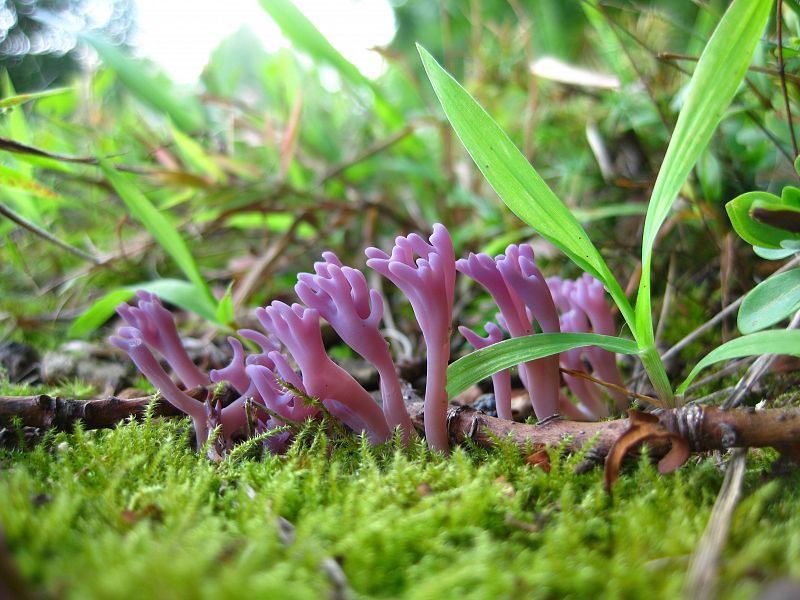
[634,0,771,392]
[0,163,60,199]
[727,191,800,248]
[259,0,401,127]
[417,44,635,332]
[85,36,203,132]
[69,279,220,338]
[99,157,216,312]
[446,333,640,399]
[69,288,135,337]
[781,186,800,208]
[738,269,800,333]
[0,87,70,111]
[677,330,800,394]
[753,246,797,260]
[170,124,228,184]
[215,283,235,327]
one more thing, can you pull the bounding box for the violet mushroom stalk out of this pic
[456,247,559,420]
[458,322,513,421]
[366,223,456,453]
[256,301,391,445]
[116,290,207,389]
[295,251,415,443]
[109,326,210,446]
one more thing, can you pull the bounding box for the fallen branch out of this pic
[2,390,799,485]
[0,385,238,432]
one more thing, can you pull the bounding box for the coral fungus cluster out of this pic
[111,224,625,455]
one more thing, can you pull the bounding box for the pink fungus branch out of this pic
[106,224,633,459]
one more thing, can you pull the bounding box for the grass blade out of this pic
[69,279,220,337]
[446,333,639,399]
[99,157,216,312]
[418,44,635,332]
[635,0,771,349]
[259,0,401,127]
[677,330,800,394]
[85,36,204,132]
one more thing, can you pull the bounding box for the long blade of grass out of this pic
[69,279,220,337]
[99,157,216,312]
[676,330,800,394]
[259,0,402,127]
[85,35,204,132]
[418,45,635,332]
[446,333,639,398]
[635,0,771,351]
[0,87,70,111]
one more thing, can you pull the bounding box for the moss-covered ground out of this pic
[2,403,800,600]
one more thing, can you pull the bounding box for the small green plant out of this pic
[421,0,800,404]
[726,158,800,334]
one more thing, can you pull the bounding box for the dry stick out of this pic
[5,391,800,463]
[654,251,677,347]
[684,310,800,599]
[232,217,301,309]
[662,254,800,365]
[595,1,671,132]
[684,447,747,600]
[0,201,101,265]
[658,52,800,86]
[319,123,419,184]
[777,1,799,159]
[559,367,666,408]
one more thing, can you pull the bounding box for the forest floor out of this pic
[2,376,800,599]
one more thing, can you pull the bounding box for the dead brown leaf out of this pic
[604,410,690,491]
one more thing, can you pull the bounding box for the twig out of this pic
[559,367,666,408]
[319,123,420,184]
[684,447,747,600]
[0,201,101,264]
[662,255,800,364]
[685,311,800,597]
[777,1,799,158]
[657,52,800,86]
[6,390,800,475]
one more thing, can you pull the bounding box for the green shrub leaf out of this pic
[738,268,800,334]
[69,279,219,337]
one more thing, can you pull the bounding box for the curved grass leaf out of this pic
[677,330,800,394]
[0,87,70,111]
[635,0,771,349]
[69,279,219,337]
[259,0,401,127]
[100,157,216,312]
[85,36,203,132]
[738,269,800,334]
[0,163,60,199]
[418,45,635,332]
[446,333,639,399]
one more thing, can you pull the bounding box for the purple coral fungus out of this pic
[365,223,455,452]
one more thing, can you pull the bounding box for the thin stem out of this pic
[0,202,101,264]
[559,367,665,408]
[777,0,798,158]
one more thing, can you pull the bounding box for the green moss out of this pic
[2,415,800,599]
